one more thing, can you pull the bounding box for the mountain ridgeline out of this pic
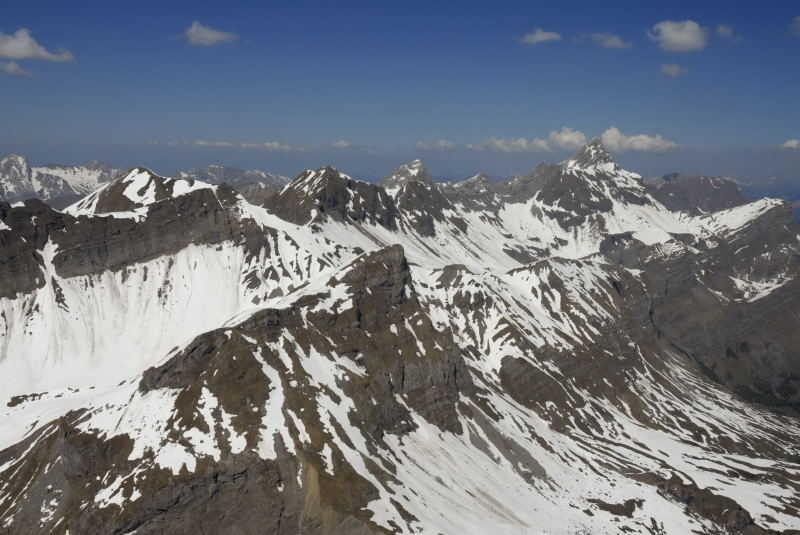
[0,155,289,209]
[0,141,799,535]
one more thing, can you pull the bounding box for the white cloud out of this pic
[601,127,677,152]
[192,140,234,147]
[416,139,456,151]
[781,139,800,149]
[521,28,562,45]
[468,127,588,153]
[191,140,297,151]
[548,127,587,149]
[716,24,735,39]
[589,33,631,49]
[660,63,688,77]
[648,20,707,52]
[241,141,296,152]
[0,28,73,62]
[331,139,352,149]
[468,126,675,154]
[469,137,551,153]
[185,21,237,46]
[1,61,31,76]
[791,16,800,36]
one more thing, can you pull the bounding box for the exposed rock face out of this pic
[440,174,502,214]
[0,199,59,298]
[0,172,262,293]
[657,475,765,533]
[645,204,800,405]
[267,167,398,228]
[531,141,650,227]
[500,162,562,200]
[394,180,456,237]
[234,181,285,206]
[447,173,491,193]
[1,141,800,535]
[648,173,749,214]
[1,245,472,535]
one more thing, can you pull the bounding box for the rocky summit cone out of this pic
[382,159,433,188]
[560,139,644,195]
[570,138,614,168]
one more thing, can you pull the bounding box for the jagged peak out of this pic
[303,165,351,179]
[0,154,30,174]
[383,159,433,187]
[268,165,397,227]
[101,167,166,190]
[113,168,177,194]
[562,139,643,186]
[403,159,425,171]
[66,167,218,218]
[1,153,29,164]
[463,172,490,183]
[567,139,615,169]
[283,166,357,194]
[120,166,160,180]
[447,173,491,192]
[277,166,388,208]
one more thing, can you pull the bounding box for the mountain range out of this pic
[0,155,289,209]
[0,155,121,209]
[0,141,798,534]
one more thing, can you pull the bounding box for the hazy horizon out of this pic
[3,2,799,185]
[2,141,799,187]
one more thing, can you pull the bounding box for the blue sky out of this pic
[1,1,799,180]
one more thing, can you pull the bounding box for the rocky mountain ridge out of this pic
[0,155,289,209]
[0,141,799,534]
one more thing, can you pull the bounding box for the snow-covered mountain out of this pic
[177,164,289,206]
[0,154,121,208]
[1,141,799,535]
[0,155,290,209]
[382,159,433,190]
[177,163,288,188]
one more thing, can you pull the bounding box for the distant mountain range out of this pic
[0,154,121,209]
[0,155,289,209]
[177,164,289,206]
[1,152,797,216]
